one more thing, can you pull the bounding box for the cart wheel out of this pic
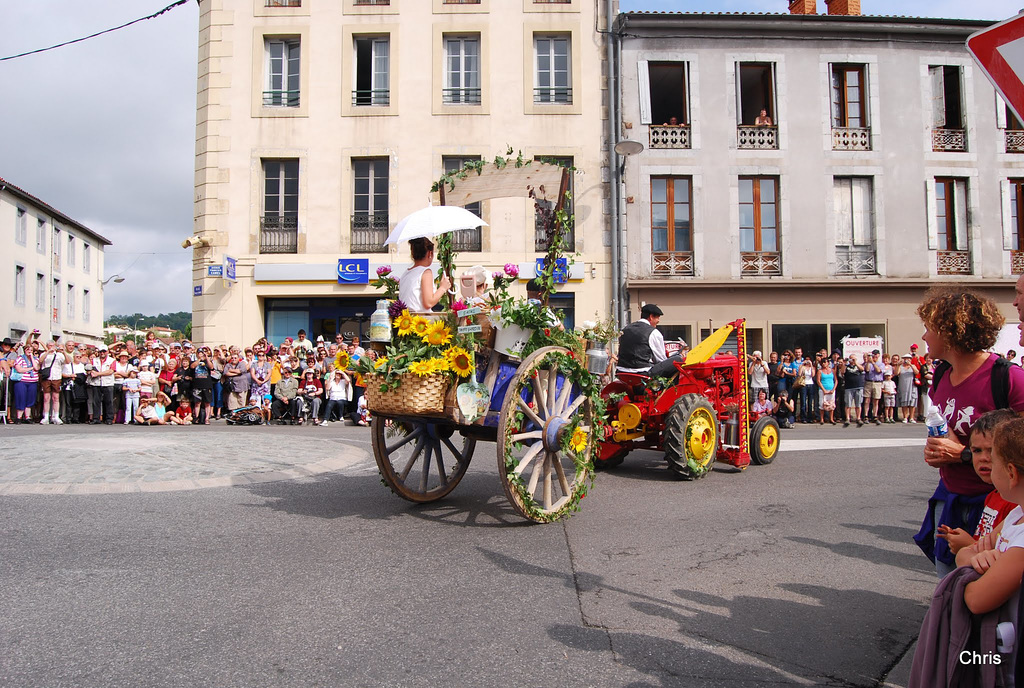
[750,416,780,465]
[372,417,475,503]
[497,346,594,523]
[664,393,718,480]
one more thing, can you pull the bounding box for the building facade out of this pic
[0,178,110,344]
[615,7,1024,355]
[191,0,615,345]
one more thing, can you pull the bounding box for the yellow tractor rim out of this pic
[687,409,717,466]
[759,424,779,459]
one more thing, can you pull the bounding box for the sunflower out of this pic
[373,356,388,370]
[422,321,453,347]
[569,427,588,454]
[394,310,415,336]
[411,316,430,337]
[334,350,351,370]
[445,346,474,378]
[427,357,449,374]
[408,360,433,377]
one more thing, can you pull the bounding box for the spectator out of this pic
[249,351,271,410]
[751,389,773,415]
[863,350,885,425]
[322,369,352,426]
[222,351,250,412]
[881,372,896,423]
[748,350,769,399]
[13,343,40,423]
[113,351,132,423]
[297,368,323,422]
[123,370,142,424]
[773,390,795,428]
[272,366,300,424]
[191,349,215,425]
[89,345,115,424]
[38,339,65,425]
[896,354,919,423]
[843,353,865,428]
[294,329,314,354]
[766,351,782,395]
[817,358,836,425]
[797,356,817,423]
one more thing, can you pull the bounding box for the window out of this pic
[352,158,389,253]
[534,157,574,251]
[67,284,75,319]
[929,65,966,151]
[265,39,300,107]
[644,62,688,126]
[35,273,45,311]
[67,235,75,267]
[831,64,866,128]
[833,177,876,275]
[261,159,300,254]
[14,266,25,306]
[353,36,390,106]
[52,279,60,323]
[534,35,571,104]
[444,36,481,105]
[83,289,91,322]
[933,178,968,251]
[443,156,483,251]
[737,63,775,125]
[83,243,91,273]
[36,218,46,253]
[53,228,61,271]
[651,177,693,276]
[15,208,26,245]
[739,176,781,276]
[1010,179,1024,252]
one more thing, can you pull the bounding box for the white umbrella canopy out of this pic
[383,205,488,246]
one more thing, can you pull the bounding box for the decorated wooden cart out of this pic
[364,155,604,523]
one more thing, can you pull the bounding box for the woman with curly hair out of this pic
[913,286,1024,577]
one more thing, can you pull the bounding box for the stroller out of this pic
[225,405,269,426]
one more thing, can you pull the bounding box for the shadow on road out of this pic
[596,449,759,483]
[839,522,921,546]
[786,535,932,573]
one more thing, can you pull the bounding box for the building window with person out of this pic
[736,61,777,149]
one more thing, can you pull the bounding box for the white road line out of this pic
[781,438,925,452]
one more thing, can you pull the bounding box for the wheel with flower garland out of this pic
[663,394,718,480]
[496,346,598,523]
[372,417,476,503]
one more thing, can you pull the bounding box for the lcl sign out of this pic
[337,259,370,284]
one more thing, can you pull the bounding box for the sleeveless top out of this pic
[617,320,655,371]
[819,372,835,392]
[399,266,429,312]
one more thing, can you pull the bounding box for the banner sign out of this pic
[338,259,370,284]
[841,336,885,361]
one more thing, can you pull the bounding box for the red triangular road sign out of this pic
[968,13,1024,125]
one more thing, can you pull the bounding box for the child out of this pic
[953,416,1024,615]
[135,397,164,425]
[124,369,142,425]
[937,409,1018,555]
[881,373,896,423]
[138,363,157,399]
[173,399,193,425]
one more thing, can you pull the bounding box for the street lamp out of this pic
[101,274,126,287]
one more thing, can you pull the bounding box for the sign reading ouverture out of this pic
[338,259,370,284]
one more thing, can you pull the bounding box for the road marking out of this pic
[782,438,924,452]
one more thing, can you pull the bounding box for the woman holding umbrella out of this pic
[399,237,451,312]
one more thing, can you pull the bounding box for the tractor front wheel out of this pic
[664,394,718,480]
[750,416,780,465]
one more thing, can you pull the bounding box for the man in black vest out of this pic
[617,304,668,374]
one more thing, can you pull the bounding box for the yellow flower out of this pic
[334,350,351,370]
[445,346,474,378]
[411,317,430,337]
[374,356,388,370]
[569,427,588,454]
[394,310,415,336]
[422,321,453,347]
[408,360,433,377]
[428,357,449,374]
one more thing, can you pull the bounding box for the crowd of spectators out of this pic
[0,329,372,427]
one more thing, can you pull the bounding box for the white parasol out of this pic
[383,205,488,246]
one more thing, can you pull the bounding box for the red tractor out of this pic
[596,319,780,479]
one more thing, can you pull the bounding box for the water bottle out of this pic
[369,299,391,343]
[926,405,948,438]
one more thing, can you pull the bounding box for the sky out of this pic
[2,1,1022,319]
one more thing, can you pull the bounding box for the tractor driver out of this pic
[616,303,668,374]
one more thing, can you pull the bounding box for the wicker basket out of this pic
[364,373,450,416]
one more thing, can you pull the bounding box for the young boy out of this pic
[881,373,896,423]
[936,408,1018,554]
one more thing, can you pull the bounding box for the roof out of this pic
[0,176,113,246]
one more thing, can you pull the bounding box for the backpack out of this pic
[930,357,1012,410]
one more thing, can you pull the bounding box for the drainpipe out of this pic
[606,0,621,329]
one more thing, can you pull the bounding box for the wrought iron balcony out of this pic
[937,250,971,275]
[352,90,390,106]
[932,128,967,152]
[1012,250,1024,275]
[442,88,481,105]
[737,125,778,150]
[649,125,691,149]
[351,213,389,253]
[265,0,300,6]
[443,0,481,5]
[533,87,572,105]
[354,0,390,5]
[741,251,782,276]
[1006,130,1024,154]
[263,90,300,107]
[834,246,876,275]
[450,228,482,252]
[260,216,298,254]
[652,251,694,276]
[832,127,871,151]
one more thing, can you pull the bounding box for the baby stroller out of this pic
[225,405,269,426]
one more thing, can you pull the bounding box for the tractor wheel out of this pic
[750,416,780,465]
[664,394,718,480]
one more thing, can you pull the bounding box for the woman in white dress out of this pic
[398,237,451,312]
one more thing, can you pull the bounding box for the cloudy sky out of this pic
[1,1,1021,318]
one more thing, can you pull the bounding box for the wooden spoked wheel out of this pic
[497,346,594,523]
[372,416,476,503]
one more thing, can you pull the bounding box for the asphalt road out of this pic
[0,422,937,687]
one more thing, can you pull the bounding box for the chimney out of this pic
[788,0,817,13]
[824,0,861,15]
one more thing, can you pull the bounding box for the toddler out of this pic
[124,370,142,425]
[174,399,193,425]
[881,373,896,423]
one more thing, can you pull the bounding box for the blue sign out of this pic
[338,259,370,284]
[535,258,570,284]
[193,285,203,297]
[224,256,237,282]
[207,265,223,278]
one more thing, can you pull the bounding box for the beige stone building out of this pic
[190,0,615,345]
[614,2,1024,355]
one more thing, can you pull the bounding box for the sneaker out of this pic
[52,417,62,425]
[320,420,329,426]
[39,417,49,425]
[874,419,881,426]
[902,418,908,423]
[857,421,864,427]
[843,421,850,428]
[910,419,917,424]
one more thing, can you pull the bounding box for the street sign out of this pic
[207,265,223,278]
[337,259,370,284]
[224,256,237,282]
[967,13,1024,124]
[193,285,203,297]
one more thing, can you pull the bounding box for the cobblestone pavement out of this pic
[0,422,372,496]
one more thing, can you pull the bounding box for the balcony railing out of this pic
[351,213,389,253]
[1012,250,1024,275]
[649,125,691,149]
[834,246,876,275]
[533,87,572,104]
[263,90,300,107]
[443,0,481,4]
[442,88,481,105]
[260,216,298,254]
[937,250,971,275]
[352,90,390,106]
[354,0,390,5]
[737,125,778,150]
[451,228,482,252]
[535,215,575,252]
[265,0,300,6]
[832,127,871,151]
[932,128,967,152]
[741,251,782,276]
[1006,130,1024,154]
[652,251,694,276]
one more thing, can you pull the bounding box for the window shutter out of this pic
[373,39,389,93]
[852,178,873,246]
[770,62,778,121]
[954,180,969,251]
[1002,179,1014,250]
[998,94,1008,129]
[638,60,651,125]
[929,66,945,128]
[829,64,841,128]
[683,62,692,125]
[833,178,853,247]
[925,179,938,250]
[734,63,742,125]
